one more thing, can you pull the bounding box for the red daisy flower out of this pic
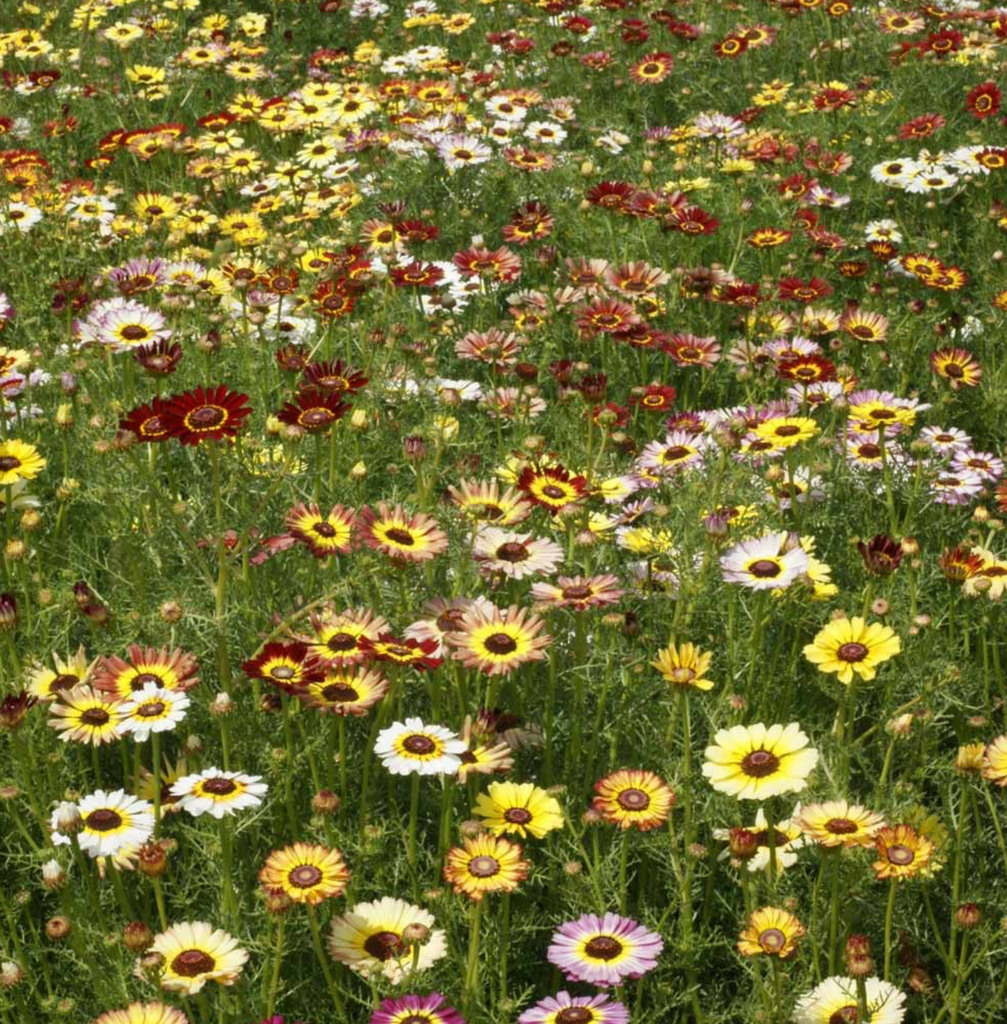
[389,261,444,289]
[242,641,326,691]
[358,633,443,672]
[119,396,173,443]
[276,389,350,433]
[631,384,677,412]
[517,464,588,515]
[164,385,251,446]
[302,359,368,396]
[966,81,1001,120]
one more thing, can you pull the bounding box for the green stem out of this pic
[307,905,347,1023]
[883,878,897,981]
[464,899,483,1015]
[266,914,286,1018]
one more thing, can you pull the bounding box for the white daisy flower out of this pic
[75,789,154,859]
[118,682,190,742]
[374,718,466,776]
[170,769,268,818]
[720,531,809,591]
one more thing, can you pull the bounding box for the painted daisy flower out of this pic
[374,718,467,776]
[803,617,901,685]
[547,913,663,986]
[737,906,805,958]
[298,666,388,716]
[983,735,1007,786]
[650,641,714,690]
[0,439,46,485]
[47,685,127,746]
[300,606,390,666]
[720,532,808,590]
[443,834,530,900]
[796,801,886,848]
[151,921,248,994]
[72,789,154,859]
[170,769,268,818]
[530,574,624,611]
[636,431,708,474]
[328,897,447,982]
[370,993,464,1024]
[241,641,325,692]
[702,723,819,800]
[518,991,629,1024]
[794,975,907,1024]
[118,683,190,742]
[27,646,95,701]
[448,479,533,526]
[93,645,200,700]
[93,1003,190,1024]
[473,781,564,839]
[446,603,552,676]
[163,385,252,446]
[285,503,357,558]
[592,770,675,831]
[404,597,496,657]
[872,825,934,880]
[356,503,448,563]
[258,843,350,905]
[473,527,563,580]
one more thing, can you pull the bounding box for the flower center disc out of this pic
[322,683,358,703]
[403,734,436,755]
[556,1009,593,1024]
[887,844,915,865]
[748,559,782,579]
[363,930,404,960]
[496,542,529,563]
[384,528,415,546]
[0,457,21,471]
[468,855,501,878]
[172,949,216,976]
[313,522,337,537]
[85,809,123,831]
[829,1008,859,1024]
[80,707,111,725]
[617,788,650,811]
[137,701,166,718]
[758,928,786,953]
[289,864,323,888]
[741,750,780,777]
[202,777,237,795]
[484,632,518,655]
[584,935,623,961]
[189,406,226,428]
[504,807,533,824]
[825,817,859,835]
[838,643,869,663]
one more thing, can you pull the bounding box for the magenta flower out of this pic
[547,912,663,986]
[518,991,630,1024]
[370,993,464,1024]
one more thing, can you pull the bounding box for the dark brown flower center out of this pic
[301,408,334,428]
[313,522,337,537]
[326,632,357,652]
[837,643,869,663]
[503,807,533,824]
[402,734,436,755]
[664,446,691,460]
[136,701,166,718]
[617,788,650,811]
[741,750,780,777]
[556,1009,593,1024]
[189,405,226,428]
[201,777,237,795]
[289,864,323,888]
[363,930,404,960]
[858,444,881,458]
[484,632,518,655]
[887,844,915,865]
[50,673,79,693]
[584,935,623,961]
[436,609,467,632]
[0,457,21,471]
[825,817,859,834]
[120,325,149,341]
[496,542,529,563]
[85,808,123,831]
[562,585,592,600]
[759,928,786,952]
[541,485,566,499]
[80,707,110,726]
[829,1009,858,1024]
[322,683,358,703]
[172,949,216,976]
[775,425,800,437]
[468,855,500,878]
[384,528,415,546]
[131,672,162,690]
[748,559,782,579]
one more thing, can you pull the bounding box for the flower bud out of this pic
[728,827,759,860]
[402,922,430,945]
[209,692,234,716]
[137,841,168,878]
[54,802,81,835]
[956,903,981,929]
[312,790,341,815]
[0,962,24,988]
[45,916,72,941]
[41,860,66,890]
[262,886,293,915]
[159,600,183,623]
[0,593,18,631]
[122,921,153,952]
[55,404,74,430]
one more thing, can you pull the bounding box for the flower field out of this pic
[3,0,1007,1022]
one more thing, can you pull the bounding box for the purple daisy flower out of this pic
[518,990,630,1024]
[370,993,465,1024]
[256,1018,309,1024]
[547,912,663,986]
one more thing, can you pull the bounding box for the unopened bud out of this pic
[122,921,153,952]
[956,903,981,929]
[45,916,72,941]
[312,790,341,815]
